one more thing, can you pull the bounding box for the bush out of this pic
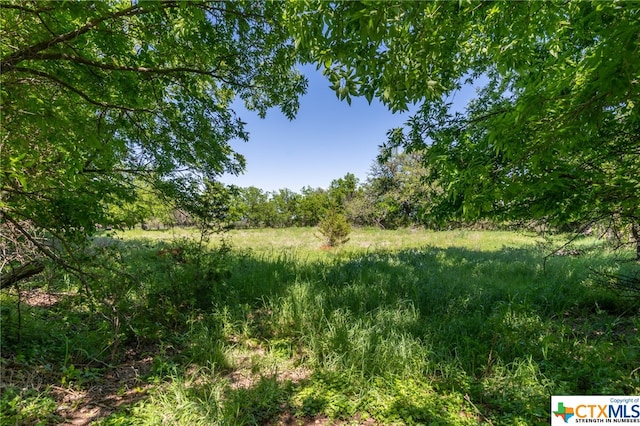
[317,209,351,247]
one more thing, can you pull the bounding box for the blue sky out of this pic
[221,64,475,193]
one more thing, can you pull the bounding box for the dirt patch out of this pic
[19,288,66,308]
[1,348,155,426]
[2,334,316,425]
[51,356,154,425]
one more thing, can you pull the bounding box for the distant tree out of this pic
[327,173,364,226]
[107,179,174,230]
[287,1,640,252]
[367,148,431,229]
[344,187,375,228]
[271,188,301,228]
[296,186,331,227]
[166,180,239,244]
[328,173,359,208]
[236,187,271,228]
[1,0,306,281]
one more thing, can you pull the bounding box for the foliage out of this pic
[366,148,433,229]
[1,0,306,274]
[225,163,437,230]
[286,1,640,242]
[232,186,302,228]
[106,178,176,229]
[231,185,332,228]
[317,208,351,247]
[85,238,235,348]
[159,179,240,240]
[234,186,273,228]
[296,186,331,227]
[327,172,359,207]
[271,188,302,228]
[0,386,62,425]
[327,173,372,227]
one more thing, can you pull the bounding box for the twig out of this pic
[590,268,640,299]
[483,333,499,378]
[464,393,495,426]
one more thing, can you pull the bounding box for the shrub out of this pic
[317,209,351,247]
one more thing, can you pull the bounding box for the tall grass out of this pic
[2,228,637,425]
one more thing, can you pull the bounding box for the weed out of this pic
[0,386,62,425]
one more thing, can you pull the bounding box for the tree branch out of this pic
[1,211,96,298]
[13,67,154,113]
[26,52,235,80]
[1,212,62,267]
[82,167,154,175]
[1,259,45,290]
[0,2,180,72]
[0,4,54,14]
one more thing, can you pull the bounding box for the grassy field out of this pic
[1,228,638,425]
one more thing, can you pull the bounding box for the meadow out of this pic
[1,228,638,425]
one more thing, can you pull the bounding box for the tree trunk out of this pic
[0,259,45,290]
[632,224,640,261]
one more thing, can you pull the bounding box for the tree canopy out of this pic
[1,1,306,269]
[287,1,639,236]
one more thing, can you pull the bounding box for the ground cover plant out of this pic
[1,228,638,425]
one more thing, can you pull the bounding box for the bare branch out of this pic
[1,211,94,296]
[1,212,61,268]
[1,259,44,290]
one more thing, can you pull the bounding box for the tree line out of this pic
[111,148,438,231]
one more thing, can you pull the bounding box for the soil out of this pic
[1,348,153,425]
[51,356,154,425]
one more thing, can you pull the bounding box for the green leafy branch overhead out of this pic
[286,1,639,237]
[1,0,307,275]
